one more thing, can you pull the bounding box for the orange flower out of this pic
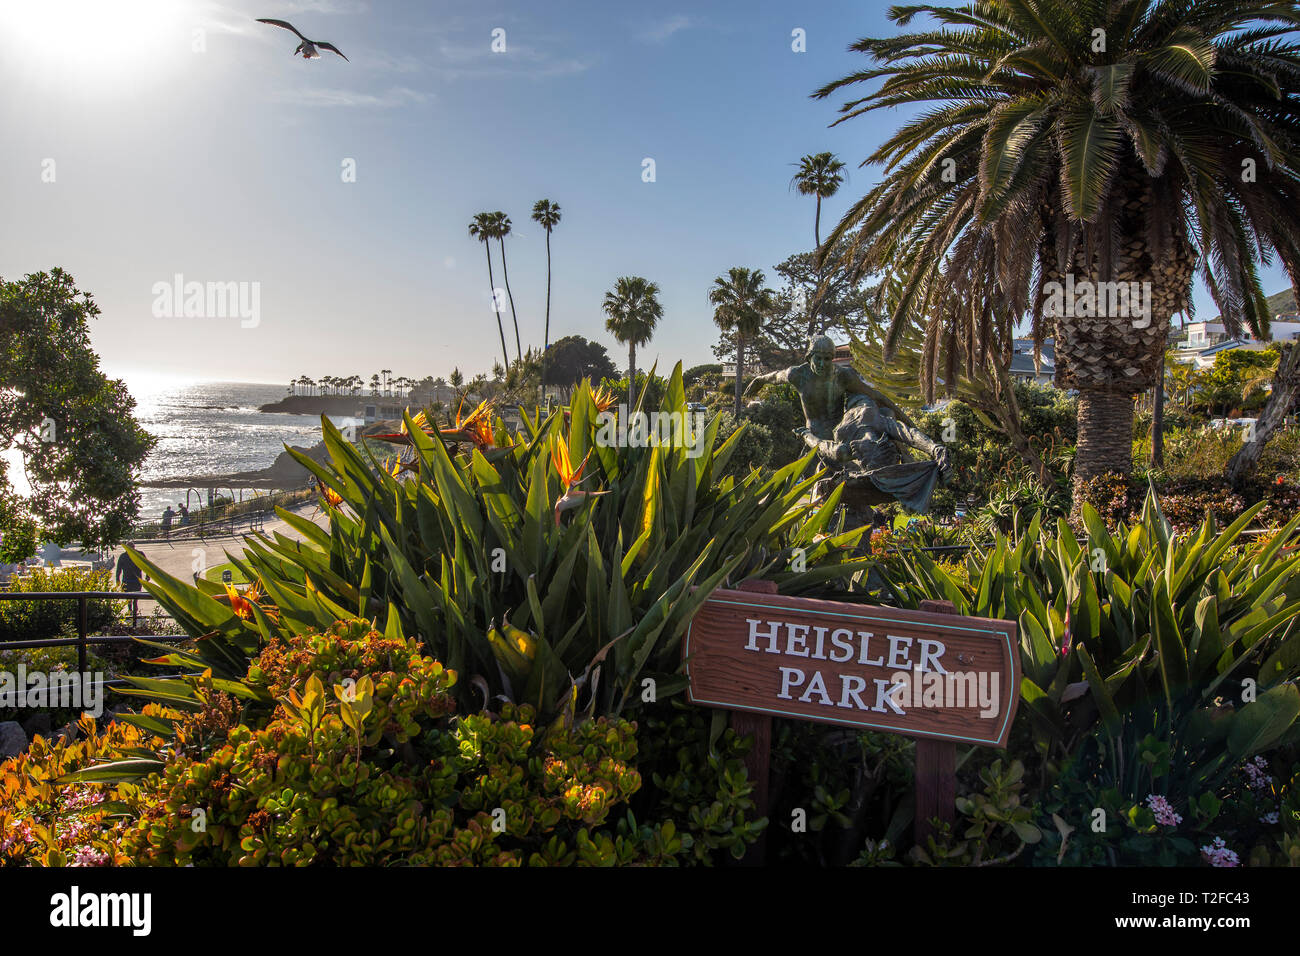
[591,385,618,413]
[440,399,500,449]
[223,581,279,622]
[551,438,590,489]
[321,485,343,507]
[371,409,437,445]
[551,437,607,525]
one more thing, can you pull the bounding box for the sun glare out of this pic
[0,0,188,86]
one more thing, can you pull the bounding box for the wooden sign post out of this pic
[684,583,1018,863]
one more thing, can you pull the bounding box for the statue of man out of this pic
[744,335,951,513]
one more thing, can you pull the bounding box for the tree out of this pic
[469,213,511,372]
[0,269,156,552]
[602,277,663,401]
[712,233,879,369]
[491,211,522,365]
[790,151,846,333]
[544,335,618,397]
[1227,342,1300,487]
[532,199,562,394]
[709,267,776,418]
[814,1,1300,500]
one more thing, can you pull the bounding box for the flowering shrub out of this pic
[0,712,169,867]
[8,619,764,867]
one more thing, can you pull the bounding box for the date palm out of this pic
[791,152,846,333]
[469,213,511,372]
[602,276,663,401]
[491,211,523,365]
[814,0,1300,495]
[709,267,777,418]
[532,199,562,395]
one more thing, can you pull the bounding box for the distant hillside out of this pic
[1267,287,1297,315]
[259,394,367,415]
[1204,287,1296,325]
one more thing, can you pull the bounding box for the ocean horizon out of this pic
[127,379,344,521]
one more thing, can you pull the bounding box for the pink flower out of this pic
[69,845,109,867]
[1201,837,1240,868]
[1146,794,1182,827]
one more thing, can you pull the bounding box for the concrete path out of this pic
[129,503,330,583]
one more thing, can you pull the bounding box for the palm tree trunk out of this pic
[1151,363,1165,468]
[498,238,522,364]
[542,229,552,399]
[484,244,509,372]
[807,196,823,337]
[734,333,745,419]
[628,342,637,403]
[1074,387,1136,483]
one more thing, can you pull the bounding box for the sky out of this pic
[0,0,1293,392]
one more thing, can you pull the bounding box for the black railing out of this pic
[0,590,187,674]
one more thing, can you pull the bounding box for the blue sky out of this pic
[0,0,1291,391]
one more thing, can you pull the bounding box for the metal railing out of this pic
[0,590,189,679]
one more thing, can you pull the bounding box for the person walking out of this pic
[115,543,146,626]
[161,505,175,540]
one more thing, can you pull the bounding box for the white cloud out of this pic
[269,85,430,107]
[643,15,691,42]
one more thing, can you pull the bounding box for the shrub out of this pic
[873,489,1300,790]
[0,712,170,867]
[46,620,766,867]
[0,568,119,642]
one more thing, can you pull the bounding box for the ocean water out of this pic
[128,380,343,521]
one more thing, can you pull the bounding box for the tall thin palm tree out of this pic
[470,213,511,371]
[814,0,1300,497]
[532,199,562,394]
[709,267,777,418]
[602,276,663,401]
[791,152,846,334]
[491,211,522,364]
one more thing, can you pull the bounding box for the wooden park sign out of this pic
[682,582,1019,861]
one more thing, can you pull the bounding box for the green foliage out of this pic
[742,383,808,469]
[1197,348,1279,415]
[122,365,871,723]
[0,269,156,547]
[0,568,119,642]
[909,760,1041,866]
[874,487,1300,798]
[45,620,765,867]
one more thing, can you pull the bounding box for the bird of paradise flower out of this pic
[220,580,280,622]
[551,436,609,526]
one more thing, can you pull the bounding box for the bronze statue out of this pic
[744,335,951,517]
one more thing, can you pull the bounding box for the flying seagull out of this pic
[256,19,348,61]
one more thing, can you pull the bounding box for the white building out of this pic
[1175,316,1300,369]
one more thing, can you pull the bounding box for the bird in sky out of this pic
[256,19,348,61]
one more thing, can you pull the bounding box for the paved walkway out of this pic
[128,503,329,582]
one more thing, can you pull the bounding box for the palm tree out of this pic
[814,1,1300,497]
[532,199,562,394]
[602,276,663,401]
[791,152,846,333]
[470,213,511,371]
[709,267,777,417]
[491,211,522,364]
